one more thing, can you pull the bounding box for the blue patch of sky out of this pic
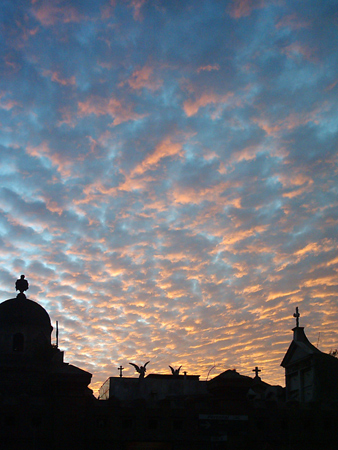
[211,251,232,267]
[1,180,36,203]
[152,83,181,110]
[28,153,54,172]
[75,20,99,46]
[137,318,149,325]
[0,160,17,176]
[234,12,278,63]
[74,71,94,92]
[0,221,9,236]
[265,175,281,188]
[276,62,321,94]
[184,144,200,162]
[40,230,54,242]
[68,204,88,219]
[316,115,338,139]
[163,209,178,225]
[23,221,46,234]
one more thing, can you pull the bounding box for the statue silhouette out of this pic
[169,365,182,376]
[15,275,29,295]
[129,361,150,379]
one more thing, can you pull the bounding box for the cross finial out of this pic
[118,365,124,378]
[253,366,261,378]
[293,307,300,328]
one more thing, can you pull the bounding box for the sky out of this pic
[1,0,337,395]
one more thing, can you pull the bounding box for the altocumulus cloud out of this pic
[0,0,337,394]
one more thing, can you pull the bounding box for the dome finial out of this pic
[15,275,29,298]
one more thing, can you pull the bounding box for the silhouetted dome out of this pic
[0,294,52,330]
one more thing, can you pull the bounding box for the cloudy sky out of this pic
[1,0,337,394]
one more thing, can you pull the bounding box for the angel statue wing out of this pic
[129,361,150,378]
[169,365,182,376]
[129,363,140,373]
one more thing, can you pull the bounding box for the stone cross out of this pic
[293,307,300,327]
[253,367,261,378]
[118,365,124,377]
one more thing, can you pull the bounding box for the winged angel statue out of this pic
[169,365,182,376]
[129,361,150,379]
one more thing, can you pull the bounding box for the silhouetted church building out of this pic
[0,277,93,449]
[1,277,338,449]
[281,309,338,405]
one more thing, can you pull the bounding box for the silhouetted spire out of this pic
[293,306,300,328]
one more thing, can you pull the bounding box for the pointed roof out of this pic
[281,326,323,368]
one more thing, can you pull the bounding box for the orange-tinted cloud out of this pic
[229,0,265,18]
[170,181,239,207]
[275,14,310,30]
[326,80,338,91]
[267,289,300,302]
[253,106,325,136]
[32,2,81,26]
[219,225,268,252]
[26,142,73,178]
[57,107,77,128]
[183,92,234,117]
[281,42,317,62]
[0,92,19,110]
[292,240,336,270]
[132,137,183,176]
[115,137,184,193]
[301,276,338,288]
[121,65,163,91]
[278,172,314,199]
[78,95,145,125]
[197,64,220,73]
[42,70,76,86]
[128,0,147,21]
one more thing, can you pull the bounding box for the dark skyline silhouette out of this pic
[1,281,338,449]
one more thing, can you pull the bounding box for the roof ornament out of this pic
[15,275,29,298]
[293,306,300,328]
[169,365,182,376]
[252,366,261,379]
[118,365,124,378]
[129,361,149,379]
